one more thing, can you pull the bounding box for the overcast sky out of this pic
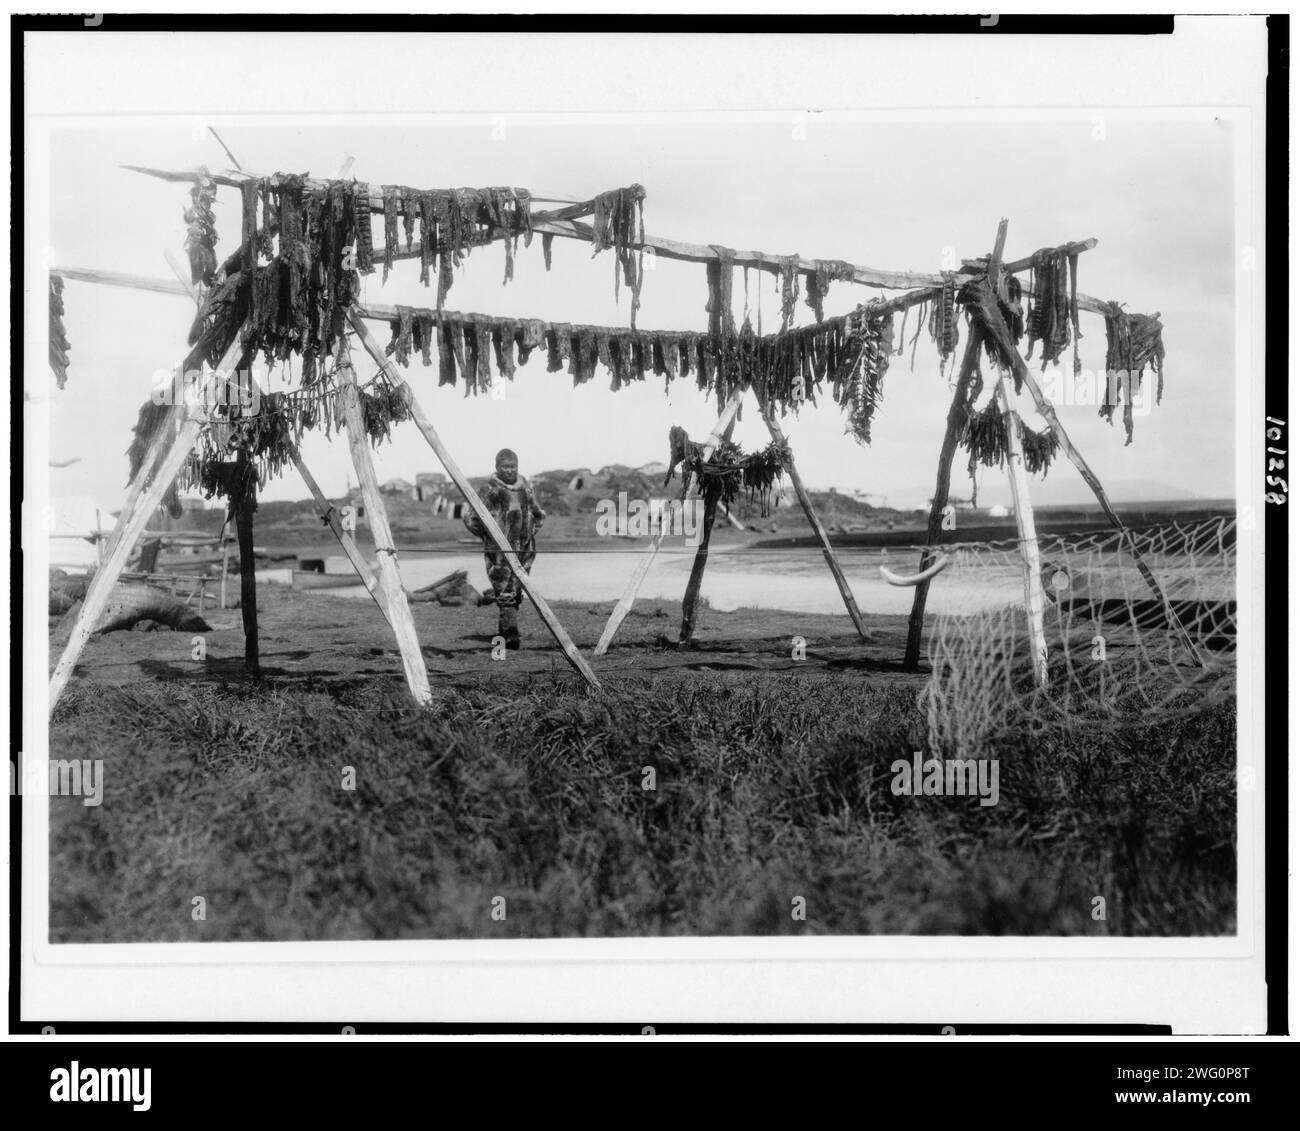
[33,33,1246,510]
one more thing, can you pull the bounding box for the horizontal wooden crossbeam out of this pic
[124,163,583,208]
[123,163,1096,295]
[525,216,1097,294]
[51,261,1112,335]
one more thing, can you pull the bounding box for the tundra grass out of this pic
[47,674,1235,940]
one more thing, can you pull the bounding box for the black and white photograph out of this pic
[15,14,1279,1039]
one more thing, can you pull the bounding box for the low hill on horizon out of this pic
[152,464,1233,550]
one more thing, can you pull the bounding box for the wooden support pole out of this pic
[677,408,740,646]
[49,329,248,711]
[225,351,392,629]
[986,218,1047,688]
[100,305,241,569]
[49,414,201,708]
[100,402,183,566]
[761,403,870,641]
[716,503,745,531]
[233,450,260,676]
[219,520,230,610]
[347,310,602,693]
[964,275,1204,665]
[594,519,673,656]
[903,328,985,670]
[595,390,743,656]
[678,477,726,646]
[996,392,1050,688]
[333,345,433,706]
[291,448,392,627]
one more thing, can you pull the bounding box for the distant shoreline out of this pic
[140,497,1238,566]
[750,500,1237,551]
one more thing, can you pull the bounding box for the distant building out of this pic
[413,472,448,502]
[429,494,467,519]
[987,504,1011,518]
[381,477,413,495]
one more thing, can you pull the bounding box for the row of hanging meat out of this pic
[383,301,898,441]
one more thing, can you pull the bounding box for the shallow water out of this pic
[299,533,1237,620]
[317,544,1028,617]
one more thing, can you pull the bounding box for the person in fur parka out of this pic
[463,448,546,648]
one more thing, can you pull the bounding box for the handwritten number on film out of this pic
[1265,417,1287,504]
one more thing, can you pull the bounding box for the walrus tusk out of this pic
[879,555,951,587]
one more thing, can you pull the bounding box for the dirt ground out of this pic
[50,584,930,694]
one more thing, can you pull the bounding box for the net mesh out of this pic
[889,517,1237,758]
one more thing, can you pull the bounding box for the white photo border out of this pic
[17,20,1270,1032]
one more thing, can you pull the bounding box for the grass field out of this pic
[48,589,1236,940]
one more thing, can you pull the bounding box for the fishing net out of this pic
[882,516,1237,758]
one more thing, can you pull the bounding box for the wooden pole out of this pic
[677,409,740,646]
[717,502,745,531]
[347,311,601,693]
[123,161,1098,295]
[963,275,1204,665]
[49,416,201,708]
[905,218,1043,683]
[291,448,392,627]
[122,165,1102,296]
[996,391,1050,687]
[333,344,433,706]
[903,329,985,670]
[761,402,870,641]
[228,355,393,628]
[985,218,1047,688]
[99,306,244,570]
[678,477,725,646]
[233,450,260,676]
[595,390,744,656]
[164,248,203,309]
[219,525,230,610]
[49,328,248,711]
[52,262,1119,353]
[125,163,582,214]
[100,402,183,565]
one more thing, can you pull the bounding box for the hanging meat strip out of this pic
[415,311,435,366]
[353,182,374,276]
[49,275,70,387]
[183,167,219,286]
[804,259,855,323]
[437,320,458,387]
[381,185,400,282]
[591,184,646,326]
